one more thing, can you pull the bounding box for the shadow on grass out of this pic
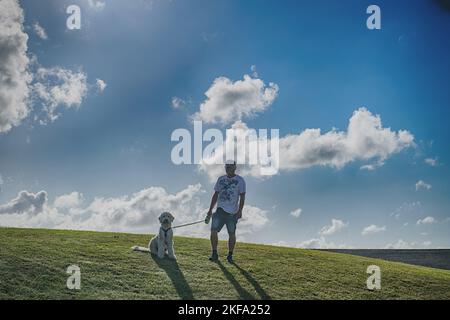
[151,254,194,300]
[231,262,271,300]
[217,260,255,299]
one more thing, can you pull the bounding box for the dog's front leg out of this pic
[167,230,176,260]
[157,229,165,259]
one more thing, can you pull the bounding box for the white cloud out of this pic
[361,224,386,236]
[290,208,302,218]
[270,240,289,247]
[33,67,88,122]
[0,174,3,186]
[0,1,100,133]
[271,238,351,249]
[236,205,269,236]
[250,65,258,78]
[0,190,47,215]
[416,216,435,225]
[0,184,269,239]
[424,157,438,167]
[415,180,431,191]
[0,0,32,133]
[385,239,432,249]
[33,22,48,40]
[319,219,348,236]
[54,192,84,209]
[297,236,350,249]
[278,108,414,171]
[199,108,415,180]
[87,0,106,10]
[390,201,421,220]
[171,97,186,109]
[192,74,279,124]
[360,160,384,171]
[95,79,107,93]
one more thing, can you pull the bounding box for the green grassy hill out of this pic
[1,227,449,300]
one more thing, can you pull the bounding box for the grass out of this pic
[1,227,449,300]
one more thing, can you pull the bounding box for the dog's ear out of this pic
[158,213,164,223]
[169,213,175,222]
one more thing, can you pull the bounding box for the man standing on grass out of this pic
[206,160,246,263]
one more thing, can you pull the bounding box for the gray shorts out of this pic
[211,207,238,234]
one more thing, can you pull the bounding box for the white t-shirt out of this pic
[214,175,246,214]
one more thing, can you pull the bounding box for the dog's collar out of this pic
[162,227,172,232]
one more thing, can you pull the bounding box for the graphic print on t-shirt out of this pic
[218,179,239,202]
[214,175,246,214]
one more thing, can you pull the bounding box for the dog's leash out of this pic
[172,219,207,229]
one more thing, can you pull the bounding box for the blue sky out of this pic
[0,0,449,248]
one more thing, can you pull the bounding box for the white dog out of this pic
[132,212,176,260]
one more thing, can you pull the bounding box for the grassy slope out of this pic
[0,228,449,300]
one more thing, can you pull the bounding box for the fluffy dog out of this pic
[132,212,176,260]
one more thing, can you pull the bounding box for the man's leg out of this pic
[228,233,236,253]
[226,215,238,262]
[210,230,218,251]
[209,210,224,261]
[209,230,219,261]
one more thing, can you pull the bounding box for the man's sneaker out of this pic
[209,251,219,262]
[226,254,233,263]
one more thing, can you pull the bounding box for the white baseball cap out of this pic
[225,160,236,166]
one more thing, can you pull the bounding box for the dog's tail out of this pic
[131,246,150,252]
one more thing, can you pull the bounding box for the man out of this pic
[206,160,246,263]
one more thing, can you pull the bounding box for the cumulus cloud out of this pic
[0,0,32,133]
[95,79,107,93]
[87,0,106,10]
[198,120,281,180]
[0,190,47,215]
[390,201,421,220]
[33,22,48,40]
[192,74,279,124]
[319,219,348,236]
[416,216,435,225]
[278,108,414,171]
[250,65,258,78]
[235,205,269,236]
[271,238,351,249]
[385,239,432,249]
[0,0,101,133]
[54,192,84,209]
[171,97,186,109]
[361,224,386,236]
[297,237,350,249]
[424,158,438,167]
[290,208,302,218]
[0,184,269,239]
[199,108,415,180]
[33,67,88,122]
[415,180,431,191]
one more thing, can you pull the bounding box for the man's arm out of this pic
[237,193,245,219]
[207,191,219,216]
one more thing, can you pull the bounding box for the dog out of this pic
[132,212,176,260]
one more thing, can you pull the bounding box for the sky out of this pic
[0,0,449,248]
